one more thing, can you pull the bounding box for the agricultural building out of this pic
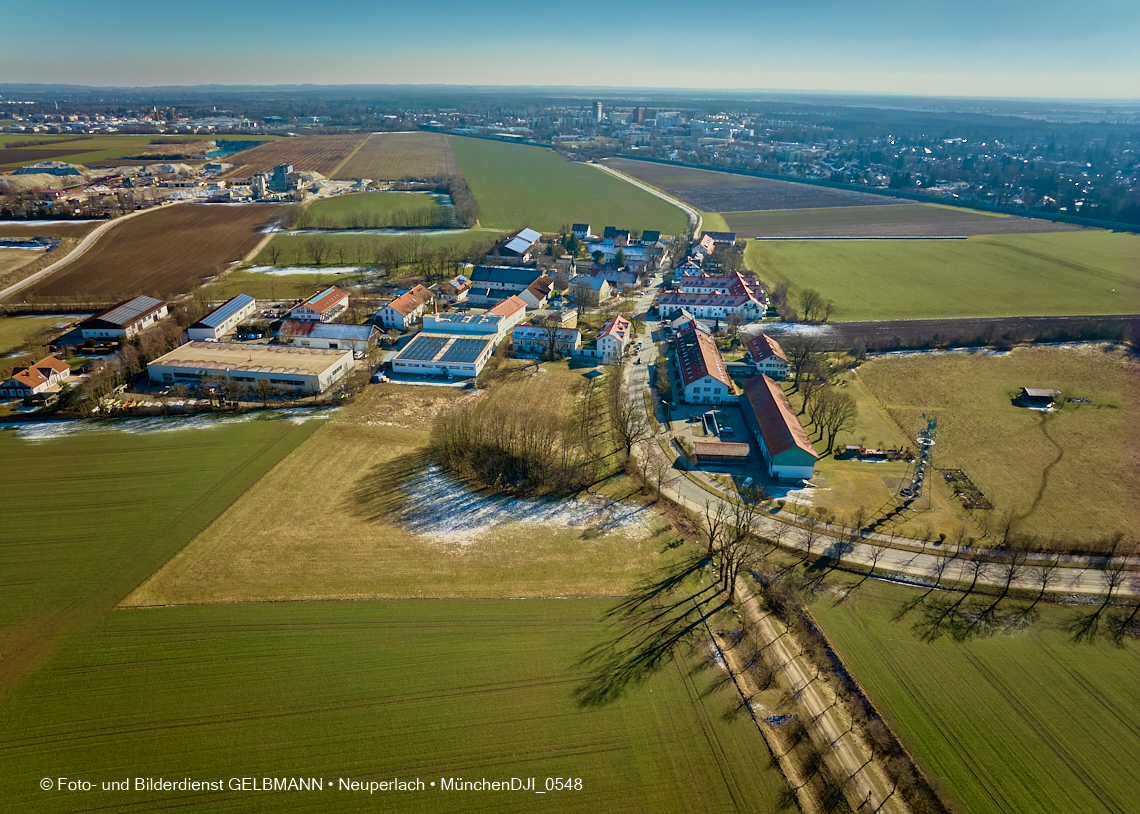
[376,285,433,330]
[673,321,736,404]
[467,266,548,307]
[278,320,378,357]
[391,333,496,379]
[486,295,529,333]
[597,315,632,363]
[79,296,168,339]
[1017,387,1057,408]
[0,356,70,399]
[147,342,353,393]
[740,375,818,482]
[744,333,788,380]
[692,441,751,468]
[489,227,542,263]
[511,324,583,356]
[187,294,258,341]
[289,286,349,322]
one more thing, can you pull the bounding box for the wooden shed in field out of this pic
[1017,387,1056,408]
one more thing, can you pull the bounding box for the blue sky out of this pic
[4,0,1137,98]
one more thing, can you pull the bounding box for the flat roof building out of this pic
[391,333,496,379]
[147,341,353,393]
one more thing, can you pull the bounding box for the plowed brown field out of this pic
[225,134,368,177]
[331,132,460,179]
[20,204,285,300]
[0,221,100,239]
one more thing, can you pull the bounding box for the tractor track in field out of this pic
[1036,640,1140,743]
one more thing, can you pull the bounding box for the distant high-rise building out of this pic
[632,107,645,125]
[594,101,603,123]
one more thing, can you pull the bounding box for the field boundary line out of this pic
[588,162,701,238]
[328,135,371,179]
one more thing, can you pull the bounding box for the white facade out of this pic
[187,295,258,342]
[683,374,734,405]
[511,325,582,355]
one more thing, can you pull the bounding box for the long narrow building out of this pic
[739,374,818,481]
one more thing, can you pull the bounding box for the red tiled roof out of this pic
[386,285,433,316]
[36,356,70,375]
[693,441,750,458]
[741,375,818,460]
[745,333,787,364]
[600,315,631,342]
[674,325,733,390]
[487,295,526,318]
[300,286,349,315]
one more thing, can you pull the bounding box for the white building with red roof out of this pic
[597,315,632,363]
[659,272,766,322]
[673,321,736,404]
[744,333,789,380]
[0,356,71,399]
[486,295,529,333]
[740,375,818,481]
[289,286,349,323]
[376,285,433,330]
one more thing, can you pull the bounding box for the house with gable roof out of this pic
[0,356,71,400]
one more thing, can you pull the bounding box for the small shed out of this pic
[1017,387,1056,408]
[693,441,751,468]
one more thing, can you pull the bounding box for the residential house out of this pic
[279,320,379,357]
[436,275,471,304]
[0,355,70,399]
[571,224,592,240]
[289,286,349,323]
[597,315,632,363]
[701,231,737,248]
[79,296,168,339]
[673,321,736,404]
[467,265,548,308]
[744,333,788,379]
[511,323,582,356]
[187,294,257,341]
[740,375,818,481]
[520,275,555,310]
[571,276,611,306]
[375,285,433,330]
[602,226,630,246]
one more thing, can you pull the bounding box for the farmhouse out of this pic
[391,332,496,379]
[744,333,788,379]
[571,223,592,239]
[488,227,542,264]
[673,321,736,404]
[376,285,433,330]
[522,275,554,310]
[289,286,349,323]
[147,342,353,393]
[740,375,818,481]
[511,323,582,356]
[692,441,751,468]
[187,294,258,341]
[278,320,378,357]
[79,296,168,340]
[0,356,70,399]
[597,315,632,363]
[436,275,471,304]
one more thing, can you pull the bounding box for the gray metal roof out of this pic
[92,296,165,327]
[516,227,542,243]
[196,294,255,329]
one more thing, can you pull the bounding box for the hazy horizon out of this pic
[4,0,1137,100]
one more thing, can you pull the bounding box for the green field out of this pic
[745,231,1140,321]
[0,315,63,357]
[0,599,786,813]
[303,191,446,228]
[450,137,688,234]
[856,345,1140,544]
[810,577,1140,814]
[0,133,278,168]
[0,419,319,698]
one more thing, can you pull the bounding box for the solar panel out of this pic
[399,334,448,362]
[504,237,531,254]
[517,227,542,243]
[200,294,255,328]
[441,337,490,364]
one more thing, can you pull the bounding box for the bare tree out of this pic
[800,516,823,561]
[994,548,1030,599]
[867,543,888,575]
[798,288,824,322]
[927,555,952,588]
[266,243,283,265]
[649,454,671,502]
[960,556,992,594]
[1028,557,1061,607]
[702,499,731,559]
[783,336,821,390]
[816,389,858,453]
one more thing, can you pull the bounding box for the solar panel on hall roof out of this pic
[98,296,164,327]
[198,294,255,328]
[399,334,448,362]
[516,227,541,243]
[441,336,491,364]
[504,237,532,254]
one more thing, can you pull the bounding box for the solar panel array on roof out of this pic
[198,294,255,328]
[400,334,449,361]
[99,296,164,326]
[504,237,532,254]
[517,227,542,243]
[442,337,492,364]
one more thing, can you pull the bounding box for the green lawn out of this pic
[0,134,280,168]
[303,190,446,228]
[0,420,319,698]
[745,231,1140,321]
[856,345,1140,545]
[0,599,788,813]
[249,228,502,267]
[450,137,688,234]
[810,577,1140,814]
[0,315,62,356]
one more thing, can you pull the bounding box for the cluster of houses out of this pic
[658,269,767,322]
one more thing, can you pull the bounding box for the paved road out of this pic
[589,162,702,238]
[0,201,189,302]
[620,284,1138,598]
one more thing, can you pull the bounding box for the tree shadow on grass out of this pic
[346,449,432,522]
[572,553,728,707]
